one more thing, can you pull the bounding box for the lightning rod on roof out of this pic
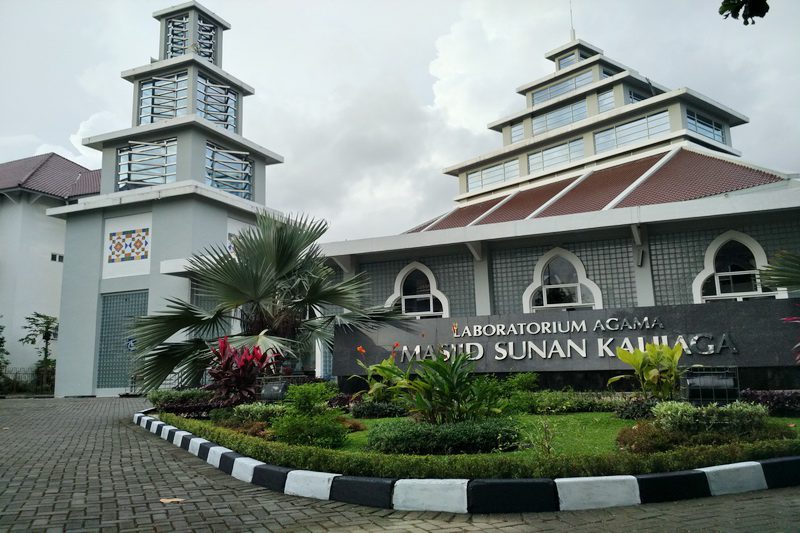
[569,0,576,41]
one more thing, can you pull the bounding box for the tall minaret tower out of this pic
[50,2,283,397]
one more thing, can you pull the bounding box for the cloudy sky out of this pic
[1,0,798,241]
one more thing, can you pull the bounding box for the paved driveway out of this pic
[0,398,798,532]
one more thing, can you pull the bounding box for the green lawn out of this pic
[342,413,800,455]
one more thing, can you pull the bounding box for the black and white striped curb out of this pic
[134,412,800,513]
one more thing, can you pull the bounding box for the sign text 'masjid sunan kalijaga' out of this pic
[400,315,736,362]
[332,299,800,375]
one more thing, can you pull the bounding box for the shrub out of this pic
[506,390,624,414]
[158,400,225,418]
[284,382,338,415]
[608,343,684,400]
[615,396,659,420]
[351,353,408,403]
[653,401,769,435]
[147,388,214,409]
[272,412,348,448]
[351,401,408,419]
[367,417,521,455]
[393,353,504,423]
[161,413,800,480]
[207,338,279,406]
[740,389,800,415]
[327,392,356,409]
[209,407,236,425]
[233,402,287,424]
[505,372,539,392]
[617,420,796,454]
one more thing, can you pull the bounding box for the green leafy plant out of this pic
[233,402,288,424]
[351,401,408,419]
[653,401,769,435]
[393,353,504,424]
[19,312,58,363]
[760,251,800,363]
[272,411,348,448]
[366,417,521,455]
[351,351,408,403]
[719,0,769,25]
[0,316,10,375]
[147,388,215,409]
[505,372,539,392]
[284,382,338,415]
[132,212,400,391]
[614,396,659,420]
[608,343,684,400]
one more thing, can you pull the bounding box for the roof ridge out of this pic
[19,153,55,185]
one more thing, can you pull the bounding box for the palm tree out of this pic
[761,251,800,291]
[133,212,397,391]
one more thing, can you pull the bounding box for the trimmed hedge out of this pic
[507,390,625,414]
[159,413,800,480]
[366,418,520,454]
[147,388,214,410]
[351,401,408,419]
[741,389,800,416]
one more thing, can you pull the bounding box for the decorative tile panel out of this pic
[107,228,150,263]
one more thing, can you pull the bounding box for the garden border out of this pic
[133,412,800,513]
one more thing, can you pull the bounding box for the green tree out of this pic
[761,251,800,291]
[719,0,770,25]
[133,212,398,391]
[0,316,10,374]
[19,312,58,363]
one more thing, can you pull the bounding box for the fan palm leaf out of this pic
[132,211,403,391]
[761,251,800,291]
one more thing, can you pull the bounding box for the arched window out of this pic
[522,248,603,312]
[385,262,450,318]
[693,231,784,302]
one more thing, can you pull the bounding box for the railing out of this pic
[0,367,55,395]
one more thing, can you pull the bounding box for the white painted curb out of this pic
[159,425,177,439]
[698,461,768,496]
[206,446,233,468]
[393,479,470,513]
[172,430,191,446]
[556,475,640,511]
[231,458,266,483]
[188,437,209,455]
[284,470,341,500]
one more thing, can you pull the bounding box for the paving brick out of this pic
[1,397,799,531]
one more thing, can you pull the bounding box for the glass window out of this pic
[205,142,253,200]
[558,53,578,69]
[164,14,190,58]
[598,90,615,113]
[510,121,524,143]
[196,16,217,62]
[117,138,177,191]
[531,256,595,309]
[467,159,519,191]
[528,138,583,173]
[138,71,188,125]
[687,109,725,143]
[594,110,670,153]
[531,70,593,105]
[197,73,238,131]
[701,241,769,300]
[627,89,647,103]
[601,67,617,79]
[532,100,587,135]
[401,270,444,317]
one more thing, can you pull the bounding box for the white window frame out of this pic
[691,230,788,303]
[522,248,603,312]
[384,261,450,318]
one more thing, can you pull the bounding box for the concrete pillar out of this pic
[631,224,656,307]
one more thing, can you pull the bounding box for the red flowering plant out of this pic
[206,337,281,406]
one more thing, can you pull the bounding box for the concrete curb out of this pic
[132,412,800,514]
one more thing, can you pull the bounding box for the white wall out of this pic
[0,193,66,369]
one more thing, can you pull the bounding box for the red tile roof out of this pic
[0,153,100,200]
[477,178,577,225]
[535,155,663,218]
[615,150,783,208]
[425,196,506,231]
[402,148,787,233]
